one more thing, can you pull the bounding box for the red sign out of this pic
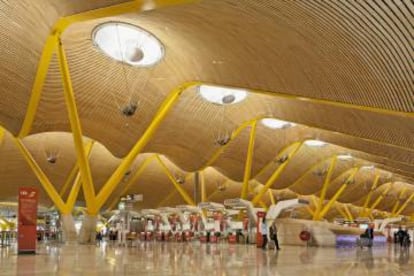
[18,187,39,254]
[299,230,311,241]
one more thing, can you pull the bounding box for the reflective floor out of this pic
[1,242,414,275]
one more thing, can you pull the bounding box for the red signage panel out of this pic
[18,187,39,254]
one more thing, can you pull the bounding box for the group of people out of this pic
[261,218,281,251]
[395,227,411,248]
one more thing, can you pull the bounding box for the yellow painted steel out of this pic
[200,170,206,202]
[157,189,177,208]
[317,168,359,219]
[310,195,318,209]
[252,142,302,204]
[59,163,79,197]
[343,204,354,221]
[268,190,275,205]
[156,155,195,206]
[367,184,393,215]
[57,38,96,214]
[94,82,199,214]
[241,121,257,199]
[335,205,349,220]
[14,139,67,212]
[106,155,157,211]
[18,35,58,138]
[306,206,315,216]
[395,189,414,216]
[359,174,380,217]
[313,157,337,220]
[391,187,408,216]
[63,141,94,214]
[0,127,5,147]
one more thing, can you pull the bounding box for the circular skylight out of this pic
[261,118,296,129]
[198,85,248,105]
[92,22,164,67]
[304,139,327,147]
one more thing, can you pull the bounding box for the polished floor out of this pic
[0,241,414,275]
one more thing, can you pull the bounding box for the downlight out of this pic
[198,85,248,105]
[261,118,296,129]
[92,22,164,67]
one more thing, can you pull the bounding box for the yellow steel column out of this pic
[241,121,257,199]
[94,82,199,213]
[360,174,380,217]
[106,155,156,211]
[268,190,276,205]
[0,127,5,147]
[156,155,195,206]
[59,163,79,197]
[63,141,95,214]
[313,157,337,220]
[306,206,315,216]
[14,139,67,212]
[343,204,354,221]
[317,168,359,220]
[252,142,302,204]
[200,170,206,202]
[18,35,57,137]
[57,38,96,214]
[367,184,393,216]
[395,190,414,216]
[391,187,408,217]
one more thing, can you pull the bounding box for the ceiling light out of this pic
[261,118,296,129]
[93,22,164,67]
[198,85,247,105]
[304,140,327,147]
[361,165,375,170]
[337,154,353,160]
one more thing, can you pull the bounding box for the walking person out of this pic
[270,221,281,251]
[261,218,268,250]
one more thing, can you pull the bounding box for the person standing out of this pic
[261,218,268,250]
[270,221,281,251]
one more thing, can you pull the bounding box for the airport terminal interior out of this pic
[0,0,414,275]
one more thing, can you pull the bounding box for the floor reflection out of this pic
[0,242,414,275]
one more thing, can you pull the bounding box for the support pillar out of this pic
[194,171,200,205]
[61,214,77,243]
[78,215,97,244]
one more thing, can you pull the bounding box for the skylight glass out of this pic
[93,22,164,67]
[304,139,327,147]
[261,118,296,129]
[198,85,247,105]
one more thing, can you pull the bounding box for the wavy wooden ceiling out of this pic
[0,0,413,219]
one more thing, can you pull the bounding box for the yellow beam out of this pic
[391,187,408,216]
[18,35,57,137]
[395,188,414,216]
[313,157,337,220]
[317,168,359,220]
[335,205,349,220]
[343,204,354,221]
[94,82,199,213]
[106,155,156,211]
[59,162,79,197]
[156,155,195,206]
[14,139,67,212]
[57,38,96,214]
[268,190,275,205]
[367,184,393,215]
[0,127,5,147]
[63,141,95,214]
[200,170,206,202]
[306,206,315,216]
[241,121,257,199]
[252,142,302,204]
[157,189,178,208]
[360,174,380,217]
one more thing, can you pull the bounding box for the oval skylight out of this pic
[304,139,327,147]
[261,118,296,129]
[198,85,247,105]
[92,22,164,67]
